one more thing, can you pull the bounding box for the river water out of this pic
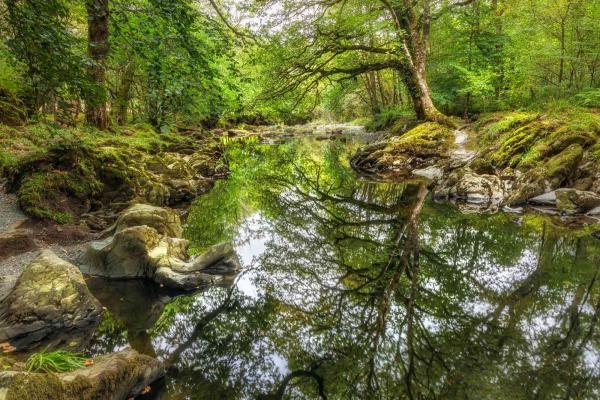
[88,135,600,399]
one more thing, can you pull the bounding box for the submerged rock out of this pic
[0,250,102,351]
[0,348,163,400]
[80,204,241,290]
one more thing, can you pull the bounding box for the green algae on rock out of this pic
[0,348,163,400]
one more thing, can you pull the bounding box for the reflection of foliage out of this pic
[150,296,196,335]
[100,139,600,399]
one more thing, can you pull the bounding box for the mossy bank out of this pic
[0,123,227,227]
[352,107,600,210]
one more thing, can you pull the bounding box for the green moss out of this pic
[0,122,221,223]
[472,108,600,204]
[474,111,540,146]
[544,144,584,186]
[385,122,454,157]
[5,373,64,400]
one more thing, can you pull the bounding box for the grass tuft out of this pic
[25,350,88,373]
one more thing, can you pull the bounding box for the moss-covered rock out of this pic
[0,123,225,226]
[471,109,600,205]
[1,348,164,400]
[0,250,102,352]
[352,122,454,176]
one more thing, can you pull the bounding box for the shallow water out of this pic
[89,136,600,399]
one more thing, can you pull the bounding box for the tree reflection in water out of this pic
[89,139,600,399]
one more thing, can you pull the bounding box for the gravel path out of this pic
[0,186,27,232]
[0,242,89,277]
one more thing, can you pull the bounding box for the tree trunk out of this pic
[85,0,109,130]
[387,1,450,125]
[113,61,136,125]
[400,62,446,124]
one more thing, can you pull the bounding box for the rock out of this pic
[0,348,164,400]
[0,250,102,351]
[528,191,557,206]
[80,204,241,290]
[352,123,453,177]
[412,166,444,181]
[0,229,36,261]
[435,169,505,204]
[502,205,524,214]
[587,206,600,216]
[105,203,183,238]
[555,188,600,214]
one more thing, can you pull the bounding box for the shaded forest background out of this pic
[0,0,599,131]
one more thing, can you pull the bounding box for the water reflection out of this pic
[89,139,600,399]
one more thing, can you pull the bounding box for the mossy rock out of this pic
[2,349,164,400]
[471,109,600,205]
[352,122,454,176]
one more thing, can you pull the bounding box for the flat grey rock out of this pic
[412,166,444,181]
[529,191,557,205]
[587,206,600,216]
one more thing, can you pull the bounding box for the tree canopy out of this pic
[0,0,599,128]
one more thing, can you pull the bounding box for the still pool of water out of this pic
[88,137,600,399]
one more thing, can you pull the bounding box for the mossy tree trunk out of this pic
[85,0,109,130]
[383,0,450,125]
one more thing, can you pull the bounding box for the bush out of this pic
[575,88,600,108]
[366,107,415,132]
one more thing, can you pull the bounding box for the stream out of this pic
[87,133,600,399]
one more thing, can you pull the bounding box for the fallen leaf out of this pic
[84,359,94,366]
[0,342,16,353]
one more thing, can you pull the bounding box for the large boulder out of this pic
[0,250,103,352]
[0,348,163,400]
[80,204,241,290]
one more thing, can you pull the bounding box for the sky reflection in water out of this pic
[88,137,600,400]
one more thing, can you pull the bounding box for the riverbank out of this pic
[352,107,600,218]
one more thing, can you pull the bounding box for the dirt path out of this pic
[0,185,91,277]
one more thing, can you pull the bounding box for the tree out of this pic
[250,0,482,123]
[85,0,110,130]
